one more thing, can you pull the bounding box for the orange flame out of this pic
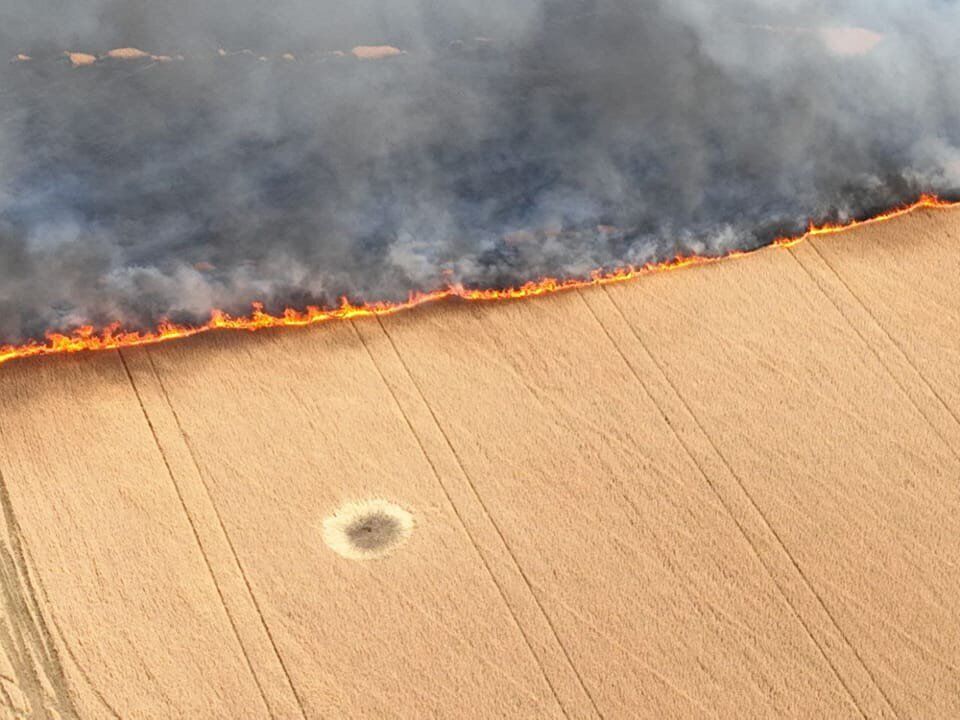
[1,194,956,368]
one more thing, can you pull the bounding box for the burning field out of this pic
[2,1,960,718]
[2,0,960,363]
[0,193,956,367]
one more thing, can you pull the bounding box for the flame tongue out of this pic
[0,194,955,369]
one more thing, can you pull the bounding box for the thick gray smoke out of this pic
[1,0,958,341]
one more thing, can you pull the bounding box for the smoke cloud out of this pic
[1,0,958,341]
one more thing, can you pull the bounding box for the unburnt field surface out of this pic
[0,208,958,718]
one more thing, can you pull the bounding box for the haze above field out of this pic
[0,0,958,342]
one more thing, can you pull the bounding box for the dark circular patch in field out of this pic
[323,499,413,560]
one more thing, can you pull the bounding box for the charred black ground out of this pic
[1,0,958,342]
[345,512,404,553]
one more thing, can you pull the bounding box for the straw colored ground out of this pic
[0,207,958,718]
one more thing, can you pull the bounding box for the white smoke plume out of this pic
[0,0,958,341]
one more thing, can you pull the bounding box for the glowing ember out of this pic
[0,195,955,369]
[818,27,883,57]
[351,45,404,60]
[106,47,151,60]
[748,24,883,57]
[66,52,97,67]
